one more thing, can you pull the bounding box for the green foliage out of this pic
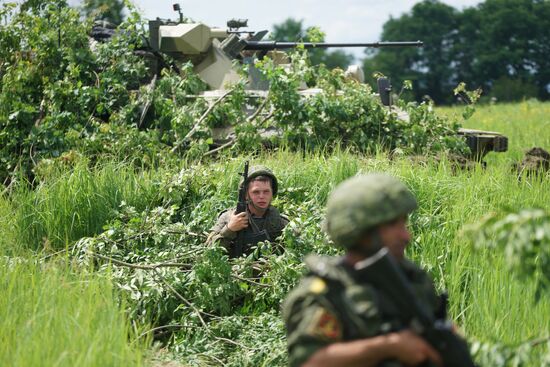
[464,208,550,297]
[2,3,550,363]
[453,82,481,120]
[0,258,148,366]
[489,76,538,103]
[252,51,468,155]
[2,145,550,365]
[0,1,163,183]
[471,339,550,367]
[82,0,126,25]
[10,160,161,250]
[0,1,474,185]
[363,0,550,104]
[363,0,460,104]
[270,17,355,69]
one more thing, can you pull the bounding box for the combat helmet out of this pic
[324,173,417,248]
[240,166,278,196]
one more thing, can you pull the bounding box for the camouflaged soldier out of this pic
[208,166,289,257]
[283,174,445,367]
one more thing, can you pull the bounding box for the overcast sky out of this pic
[62,0,483,60]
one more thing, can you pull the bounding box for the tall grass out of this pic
[8,161,163,251]
[0,259,149,366]
[439,100,550,164]
[1,102,549,365]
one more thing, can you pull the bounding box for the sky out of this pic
[129,0,483,60]
[65,0,483,60]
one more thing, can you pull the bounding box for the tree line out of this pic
[362,0,550,104]
[19,0,550,105]
[271,0,550,104]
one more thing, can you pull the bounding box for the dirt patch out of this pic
[513,147,550,178]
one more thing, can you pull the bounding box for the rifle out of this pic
[354,248,476,367]
[231,161,249,257]
[236,161,249,214]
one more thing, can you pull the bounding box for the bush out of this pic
[489,76,538,103]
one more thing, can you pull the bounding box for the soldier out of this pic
[283,173,450,367]
[208,166,289,258]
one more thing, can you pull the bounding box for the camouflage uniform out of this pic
[282,173,444,367]
[283,255,441,367]
[208,166,289,257]
[209,206,289,256]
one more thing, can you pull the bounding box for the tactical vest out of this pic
[305,256,441,341]
[231,206,287,257]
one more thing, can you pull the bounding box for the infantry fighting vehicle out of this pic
[95,4,508,159]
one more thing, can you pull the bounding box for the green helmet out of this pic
[324,173,417,248]
[240,166,278,196]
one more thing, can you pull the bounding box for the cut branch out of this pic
[90,252,191,270]
[214,336,255,351]
[246,96,268,124]
[153,268,208,328]
[171,88,235,153]
[138,74,157,129]
[231,274,272,288]
[203,139,235,157]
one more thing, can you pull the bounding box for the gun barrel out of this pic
[244,40,423,51]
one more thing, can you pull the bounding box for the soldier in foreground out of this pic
[283,174,474,367]
[208,165,288,258]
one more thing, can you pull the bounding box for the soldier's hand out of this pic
[227,211,249,232]
[389,330,443,367]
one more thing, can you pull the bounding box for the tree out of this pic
[362,0,550,104]
[363,0,460,104]
[270,18,354,70]
[82,0,125,25]
[467,0,550,100]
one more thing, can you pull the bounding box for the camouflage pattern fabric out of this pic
[207,206,289,256]
[282,255,440,367]
[324,174,417,248]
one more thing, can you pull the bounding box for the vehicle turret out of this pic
[141,4,508,160]
[148,6,423,90]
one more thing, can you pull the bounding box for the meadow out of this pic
[1,100,549,366]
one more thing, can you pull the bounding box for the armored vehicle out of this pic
[93,4,508,159]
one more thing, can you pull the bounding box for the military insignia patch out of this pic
[308,308,342,341]
[309,277,326,294]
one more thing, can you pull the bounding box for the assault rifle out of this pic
[236,160,249,215]
[231,161,249,257]
[354,248,476,367]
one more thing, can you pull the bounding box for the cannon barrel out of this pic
[243,40,423,50]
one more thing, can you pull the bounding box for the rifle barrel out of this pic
[244,41,423,51]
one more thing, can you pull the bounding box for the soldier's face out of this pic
[377,216,411,260]
[247,180,273,210]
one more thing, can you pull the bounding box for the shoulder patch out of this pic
[309,277,327,294]
[307,308,342,342]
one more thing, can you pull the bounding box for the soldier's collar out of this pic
[248,205,272,218]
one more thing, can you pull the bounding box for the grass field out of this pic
[1,101,549,366]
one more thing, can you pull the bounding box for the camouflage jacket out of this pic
[208,205,289,257]
[282,255,441,367]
